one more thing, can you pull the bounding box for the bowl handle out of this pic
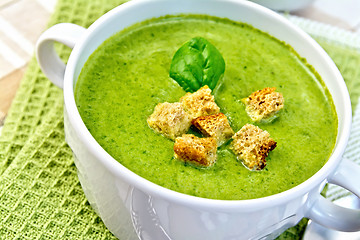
[305,158,360,231]
[36,23,86,89]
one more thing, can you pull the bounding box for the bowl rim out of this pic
[63,0,352,211]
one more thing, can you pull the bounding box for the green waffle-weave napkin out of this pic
[1,1,360,239]
[0,103,118,239]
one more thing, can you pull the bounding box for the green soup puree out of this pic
[75,15,337,200]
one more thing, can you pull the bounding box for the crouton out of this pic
[147,102,192,140]
[231,124,276,171]
[174,134,217,167]
[192,113,234,146]
[180,85,220,119]
[242,87,284,122]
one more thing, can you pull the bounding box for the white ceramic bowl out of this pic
[250,0,315,12]
[36,0,360,239]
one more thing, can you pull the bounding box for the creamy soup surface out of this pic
[75,15,337,200]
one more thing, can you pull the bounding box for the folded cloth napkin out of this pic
[1,1,360,239]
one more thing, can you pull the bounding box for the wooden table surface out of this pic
[1,0,360,127]
[0,0,56,126]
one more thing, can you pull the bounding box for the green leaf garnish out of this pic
[169,37,225,92]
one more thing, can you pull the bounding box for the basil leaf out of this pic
[169,37,225,92]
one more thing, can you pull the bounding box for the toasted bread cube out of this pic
[180,85,220,119]
[231,124,276,171]
[242,87,284,122]
[192,113,234,146]
[174,134,217,167]
[147,102,192,140]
